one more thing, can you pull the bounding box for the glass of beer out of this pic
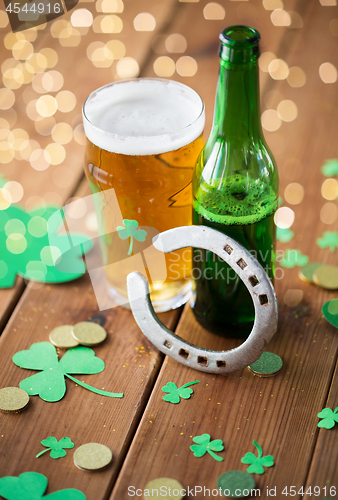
[82,78,205,312]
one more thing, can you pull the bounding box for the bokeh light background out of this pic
[0,0,337,291]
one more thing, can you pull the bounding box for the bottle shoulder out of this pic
[194,135,279,190]
[192,136,279,225]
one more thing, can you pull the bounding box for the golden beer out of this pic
[83,79,205,311]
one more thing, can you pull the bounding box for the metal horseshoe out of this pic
[127,225,278,374]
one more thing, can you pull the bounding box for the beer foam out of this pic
[83,79,205,156]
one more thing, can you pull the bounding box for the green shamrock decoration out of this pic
[280,249,309,268]
[316,232,338,253]
[0,472,85,500]
[36,437,75,459]
[276,227,294,243]
[0,204,93,288]
[12,342,123,402]
[317,407,338,429]
[190,433,224,462]
[321,159,338,177]
[116,219,147,255]
[161,381,200,404]
[241,441,274,474]
[322,299,338,329]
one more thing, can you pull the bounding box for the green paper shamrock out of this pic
[317,407,338,429]
[322,299,338,329]
[36,436,75,459]
[12,342,123,402]
[276,227,294,243]
[321,159,338,177]
[241,440,274,474]
[116,219,147,255]
[0,472,85,500]
[280,249,309,268]
[316,232,338,253]
[0,204,93,288]
[161,381,200,404]
[190,433,224,462]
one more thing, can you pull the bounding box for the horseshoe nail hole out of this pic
[237,258,248,270]
[259,294,269,305]
[179,348,190,359]
[197,356,209,367]
[163,340,172,349]
[217,360,226,368]
[224,244,233,255]
[249,275,259,287]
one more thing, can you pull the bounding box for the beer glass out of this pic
[82,78,205,312]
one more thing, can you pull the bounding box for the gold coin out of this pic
[49,325,79,349]
[0,387,30,413]
[313,265,338,290]
[298,262,322,283]
[73,443,112,471]
[72,322,107,346]
[144,478,185,499]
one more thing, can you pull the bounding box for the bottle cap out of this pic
[219,25,260,64]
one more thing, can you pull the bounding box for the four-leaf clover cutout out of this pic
[0,472,85,500]
[316,232,338,253]
[161,381,200,404]
[190,434,224,462]
[36,437,75,459]
[317,407,338,429]
[116,219,147,255]
[12,342,123,402]
[241,441,274,474]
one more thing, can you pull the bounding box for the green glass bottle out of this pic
[191,26,279,338]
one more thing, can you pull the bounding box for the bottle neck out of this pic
[212,58,262,141]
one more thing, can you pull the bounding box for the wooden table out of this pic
[0,0,338,498]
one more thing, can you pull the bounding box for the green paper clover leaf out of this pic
[116,219,147,256]
[241,441,274,474]
[0,205,93,288]
[161,381,200,404]
[280,249,309,268]
[322,299,338,329]
[321,159,338,177]
[317,407,338,429]
[12,342,123,402]
[316,232,338,253]
[0,472,85,500]
[190,433,224,462]
[276,227,294,243]
[36,436,75,459]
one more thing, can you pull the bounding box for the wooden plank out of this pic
[0,0,177,330]
[111,1,338,498]
[0,181,182,498]
[304,362,338,500]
